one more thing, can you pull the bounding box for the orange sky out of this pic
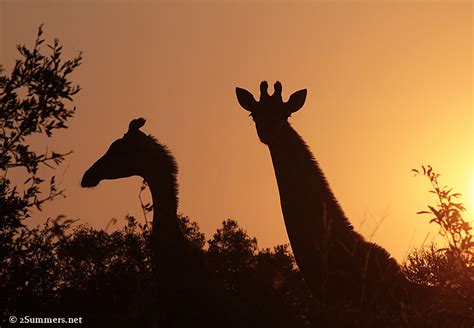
[1,1,472,261]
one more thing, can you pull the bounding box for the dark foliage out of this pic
[1,25,82,262]
[0,26,82,324]
[402,166,474,327]
[1,214,310,327]
[405,166,473,289]
[207,219,311,327]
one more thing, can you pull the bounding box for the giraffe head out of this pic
[236,81,307,144]
[81,118,156,187]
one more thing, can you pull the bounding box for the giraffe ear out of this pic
[236,87,257,112]
[129,118,146,131]
[286,89,307,114]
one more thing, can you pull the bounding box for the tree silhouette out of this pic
[207,219,309,327]
[403,165,474,326]
[406,166,473,288]
[1,25,81,268]
[1,26,81,322]
[1,25,81,216]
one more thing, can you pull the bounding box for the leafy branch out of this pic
[413,165,473,254]
[412,165,473,285]
[0,25,81,226]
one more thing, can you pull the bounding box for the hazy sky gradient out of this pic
[2,0,472,261]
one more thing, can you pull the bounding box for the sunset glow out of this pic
[467,175,474,216]
[2,1,471,263]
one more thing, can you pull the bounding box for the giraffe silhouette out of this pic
[79,118,305,327]
[81,118,230,327]
[236,81,410,319]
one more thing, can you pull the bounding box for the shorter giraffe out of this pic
[81,119,229,327]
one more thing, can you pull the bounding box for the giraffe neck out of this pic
[267,123,351,236]
[143,142,223,325]
[143,145,188,266]
[265,123,360,294]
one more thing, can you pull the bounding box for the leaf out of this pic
[427,206,443,219]
[452,203,466,211]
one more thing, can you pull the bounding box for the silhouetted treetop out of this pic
[1,25,82,230]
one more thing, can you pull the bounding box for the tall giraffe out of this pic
[81,118,228,327]
[235,81,407,314]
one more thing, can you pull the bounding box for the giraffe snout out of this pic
[81,169,100,188]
